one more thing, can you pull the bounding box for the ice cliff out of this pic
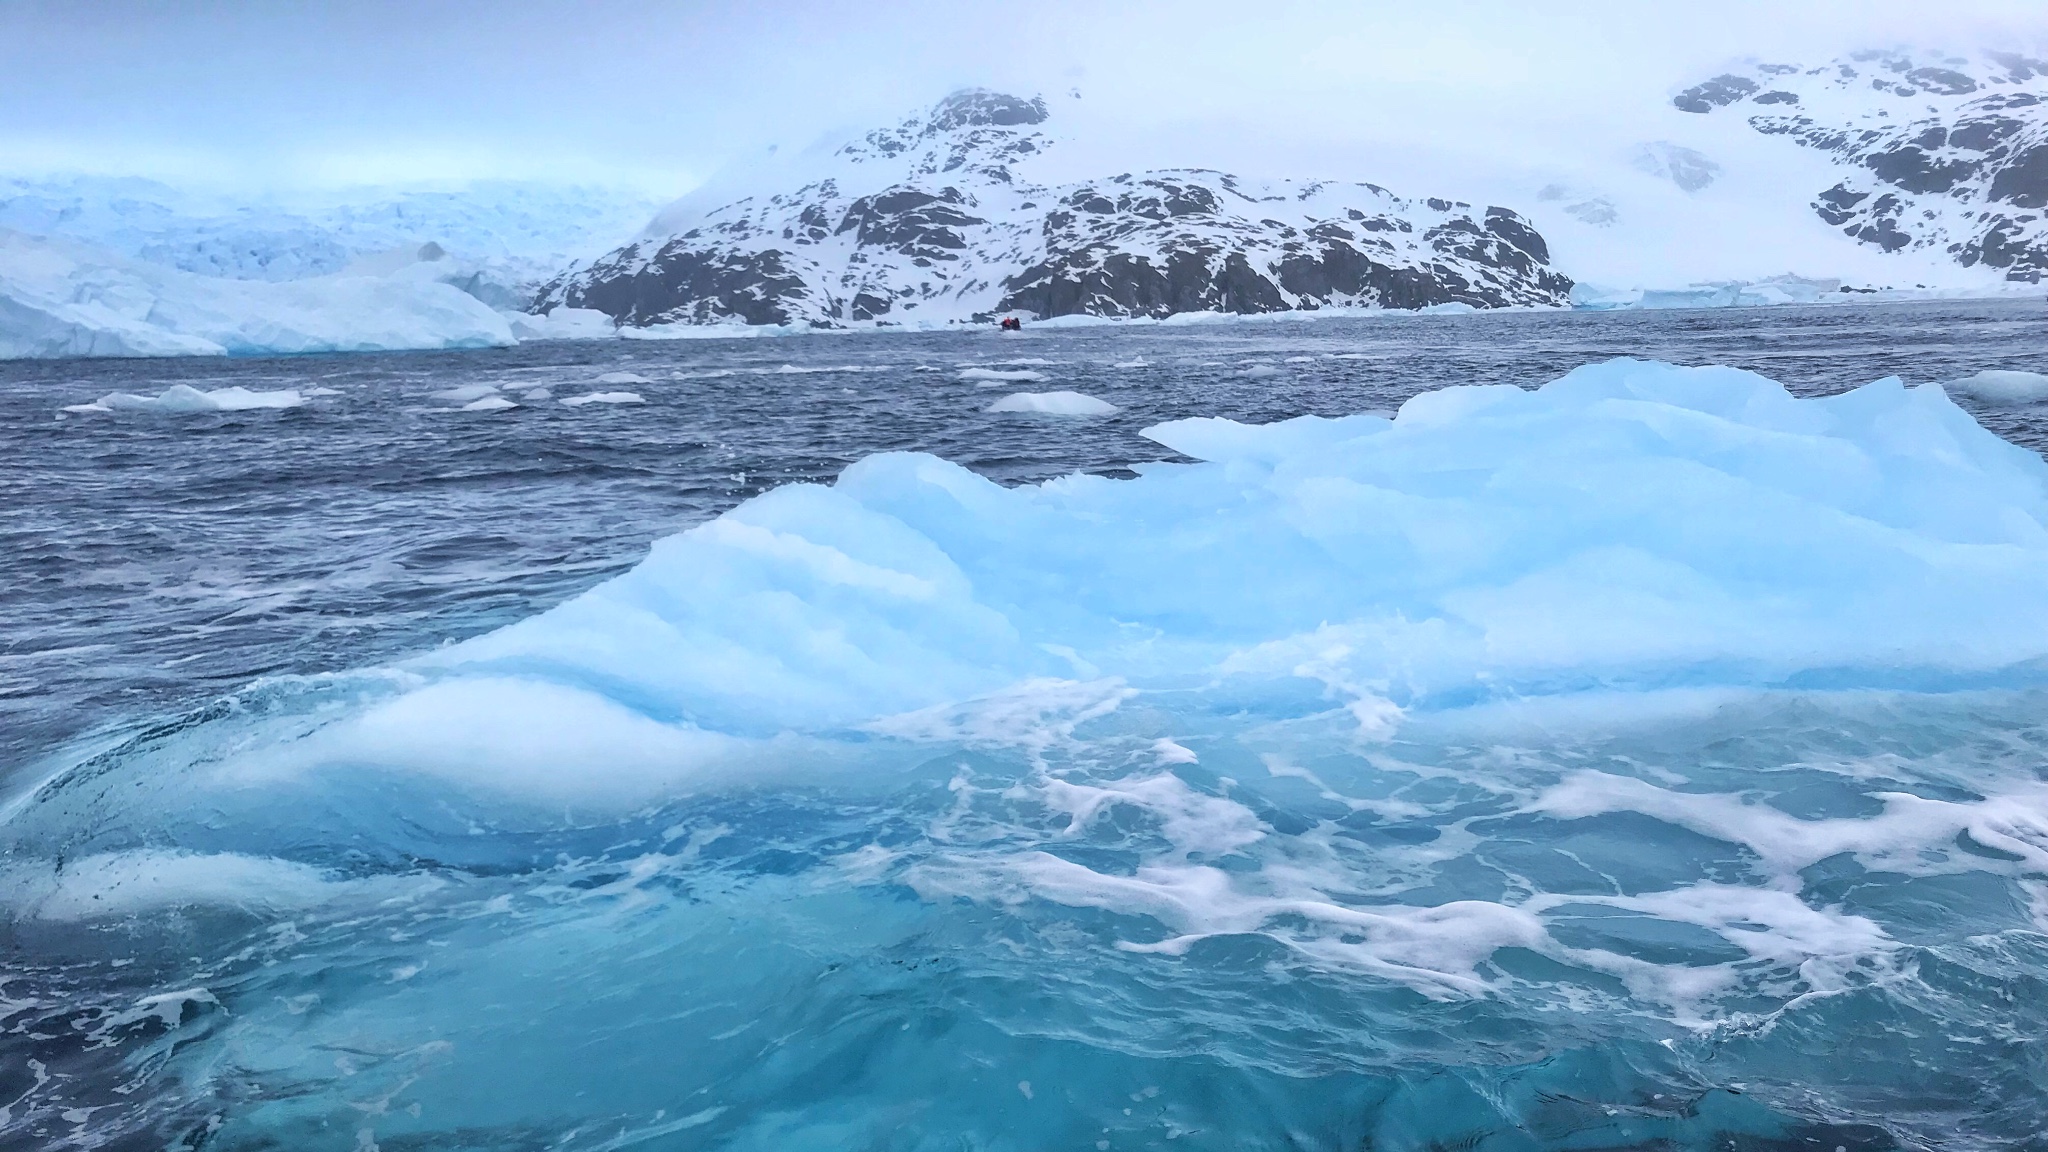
[0,230,515,359]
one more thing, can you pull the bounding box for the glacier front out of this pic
[0,229,517,359]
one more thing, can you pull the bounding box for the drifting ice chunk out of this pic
[594,371,653,384]
[506,307,615,342]
[960,367,1047,383]
[987,390,1119,415]
[461,396,518,412]
[418,358,2048,744]
[560,391,645,406]
[1949,370,2048,404]
[63,384,305,413]
[430,384,502,403]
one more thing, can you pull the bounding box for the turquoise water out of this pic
[4,305,2047,1150]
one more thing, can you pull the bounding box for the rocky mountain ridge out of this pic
[534,90,1573,329]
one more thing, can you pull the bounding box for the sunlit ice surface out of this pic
[4,316,2048,1150]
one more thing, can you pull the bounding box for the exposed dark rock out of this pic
[1674,74,1759,113]
[547,245,811,327]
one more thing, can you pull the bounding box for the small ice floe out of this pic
[560,391,645,406]
[766,364,873,375]
[429,384,503,403]
[520,388,554,401]
[62,384,305,414]
[462,396,518,412]
[1236,364,1281,378]
[303,386,344,397]
[959,367,1047,383]
[594,371,653,385]
[1948,369,2048,404]
[1111,358,1150,369]
[987,390,1118,416]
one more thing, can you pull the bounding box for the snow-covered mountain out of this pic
[1671,49,2048,282]
[534,90,1572,329]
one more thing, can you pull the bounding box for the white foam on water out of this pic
[0,850,433,921]
[1532,770,2048,876]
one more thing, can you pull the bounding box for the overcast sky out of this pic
[3,0,2045,198]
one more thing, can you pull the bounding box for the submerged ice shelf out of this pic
[5,358,2048,1150]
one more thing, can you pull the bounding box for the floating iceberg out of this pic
[428,383,504,403]
[593,370,653,384]
[986,390,1119,415]
[61,383,305,413]
[503,306,614,342]
[559,390,645,406]
[0,229,516,359]
[1949,369,2048,404]
[460,396,518,412]
[379,357,2048,755]
[959,367,1047,383]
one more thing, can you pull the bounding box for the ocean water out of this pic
[3,301,2047,1151]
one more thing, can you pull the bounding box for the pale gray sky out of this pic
[2,0,2043,196]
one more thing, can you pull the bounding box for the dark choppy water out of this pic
[4,301,2048,1152]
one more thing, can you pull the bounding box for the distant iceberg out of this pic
[0,229,516,360]
[1949,369,2048,404]
[61,383,306,414]
[986,390,1118,415]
